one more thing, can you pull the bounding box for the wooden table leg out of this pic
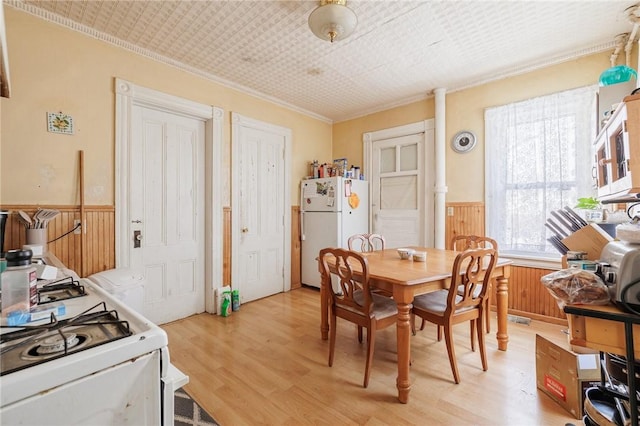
[394,289,413,403]
[320,275,329,340]
[496,270,510,351]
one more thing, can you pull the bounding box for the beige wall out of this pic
[332,100,435,176]
[333,53,622,202]
[0,8,331,206]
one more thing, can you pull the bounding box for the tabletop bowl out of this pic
[413,251,427,262]
[397,248,415,260]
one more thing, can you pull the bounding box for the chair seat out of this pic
[353,290,398,319]
[412,290,469,315]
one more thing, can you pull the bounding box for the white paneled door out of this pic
[232,113,291,304]
[129,105,205,324]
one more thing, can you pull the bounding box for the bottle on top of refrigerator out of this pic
[1,249,37,318]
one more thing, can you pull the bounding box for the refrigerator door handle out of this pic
[300,210,305,241]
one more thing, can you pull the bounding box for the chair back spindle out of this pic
[320,248,372,315]
[448,248,497,316]
[450,235,498,252]
[347,233,386,252]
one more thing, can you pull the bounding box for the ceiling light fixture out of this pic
[308,0,357,43]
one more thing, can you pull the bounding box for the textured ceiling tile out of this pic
[15,0,637,120]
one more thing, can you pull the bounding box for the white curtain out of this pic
[485,85,597,257]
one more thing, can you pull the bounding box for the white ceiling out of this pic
[8,0,640,122]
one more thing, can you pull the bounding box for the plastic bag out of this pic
[616,221,640,243]
[540,269,610,309]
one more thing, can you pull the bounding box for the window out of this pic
[485,85,596,258]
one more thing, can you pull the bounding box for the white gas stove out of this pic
[0,269,188,425]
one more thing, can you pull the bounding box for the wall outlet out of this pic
[447,206,454,216]
[74,220,82,234]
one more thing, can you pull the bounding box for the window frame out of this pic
[484,85,597,263]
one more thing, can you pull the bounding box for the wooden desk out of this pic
[319,247,512,403]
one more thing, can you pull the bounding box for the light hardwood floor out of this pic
[162,286,578,425]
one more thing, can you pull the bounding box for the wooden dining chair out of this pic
[347,233,386,252]
[347,233,391,297]
[451,235,498,342]
[415,235,498,348]
[411,247,497,384]
[318,247,398,388]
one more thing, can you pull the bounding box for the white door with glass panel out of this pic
[370,131,434,248]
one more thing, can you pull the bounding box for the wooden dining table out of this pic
[319,246,512,403]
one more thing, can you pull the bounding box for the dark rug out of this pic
[174,389,219,426]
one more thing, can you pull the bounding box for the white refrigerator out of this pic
[300,177,369,288]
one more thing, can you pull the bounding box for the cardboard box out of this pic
[535,334,601,419]
[561,223,614,260]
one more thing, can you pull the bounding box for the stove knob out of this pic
[605,271,617,284]
[595,262,609,281]
[596,262,609,274]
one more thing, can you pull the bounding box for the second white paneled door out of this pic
[232,113,291,304]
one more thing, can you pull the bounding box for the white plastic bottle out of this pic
[1,249,37,318]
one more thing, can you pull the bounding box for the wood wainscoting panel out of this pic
[1,203,565,323]
[223,207,231,286]
[1,205,115,277]
[489,265,566,324]
[445,202,485,249]
[83,207,115,277]
[291,206,301,289]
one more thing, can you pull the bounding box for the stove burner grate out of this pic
[37,276,87,304]
[0,302,133,375]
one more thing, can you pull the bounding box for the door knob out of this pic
[241,227,249,233]
[133,230,142,248]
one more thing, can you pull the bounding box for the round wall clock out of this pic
[451,131,477,153]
